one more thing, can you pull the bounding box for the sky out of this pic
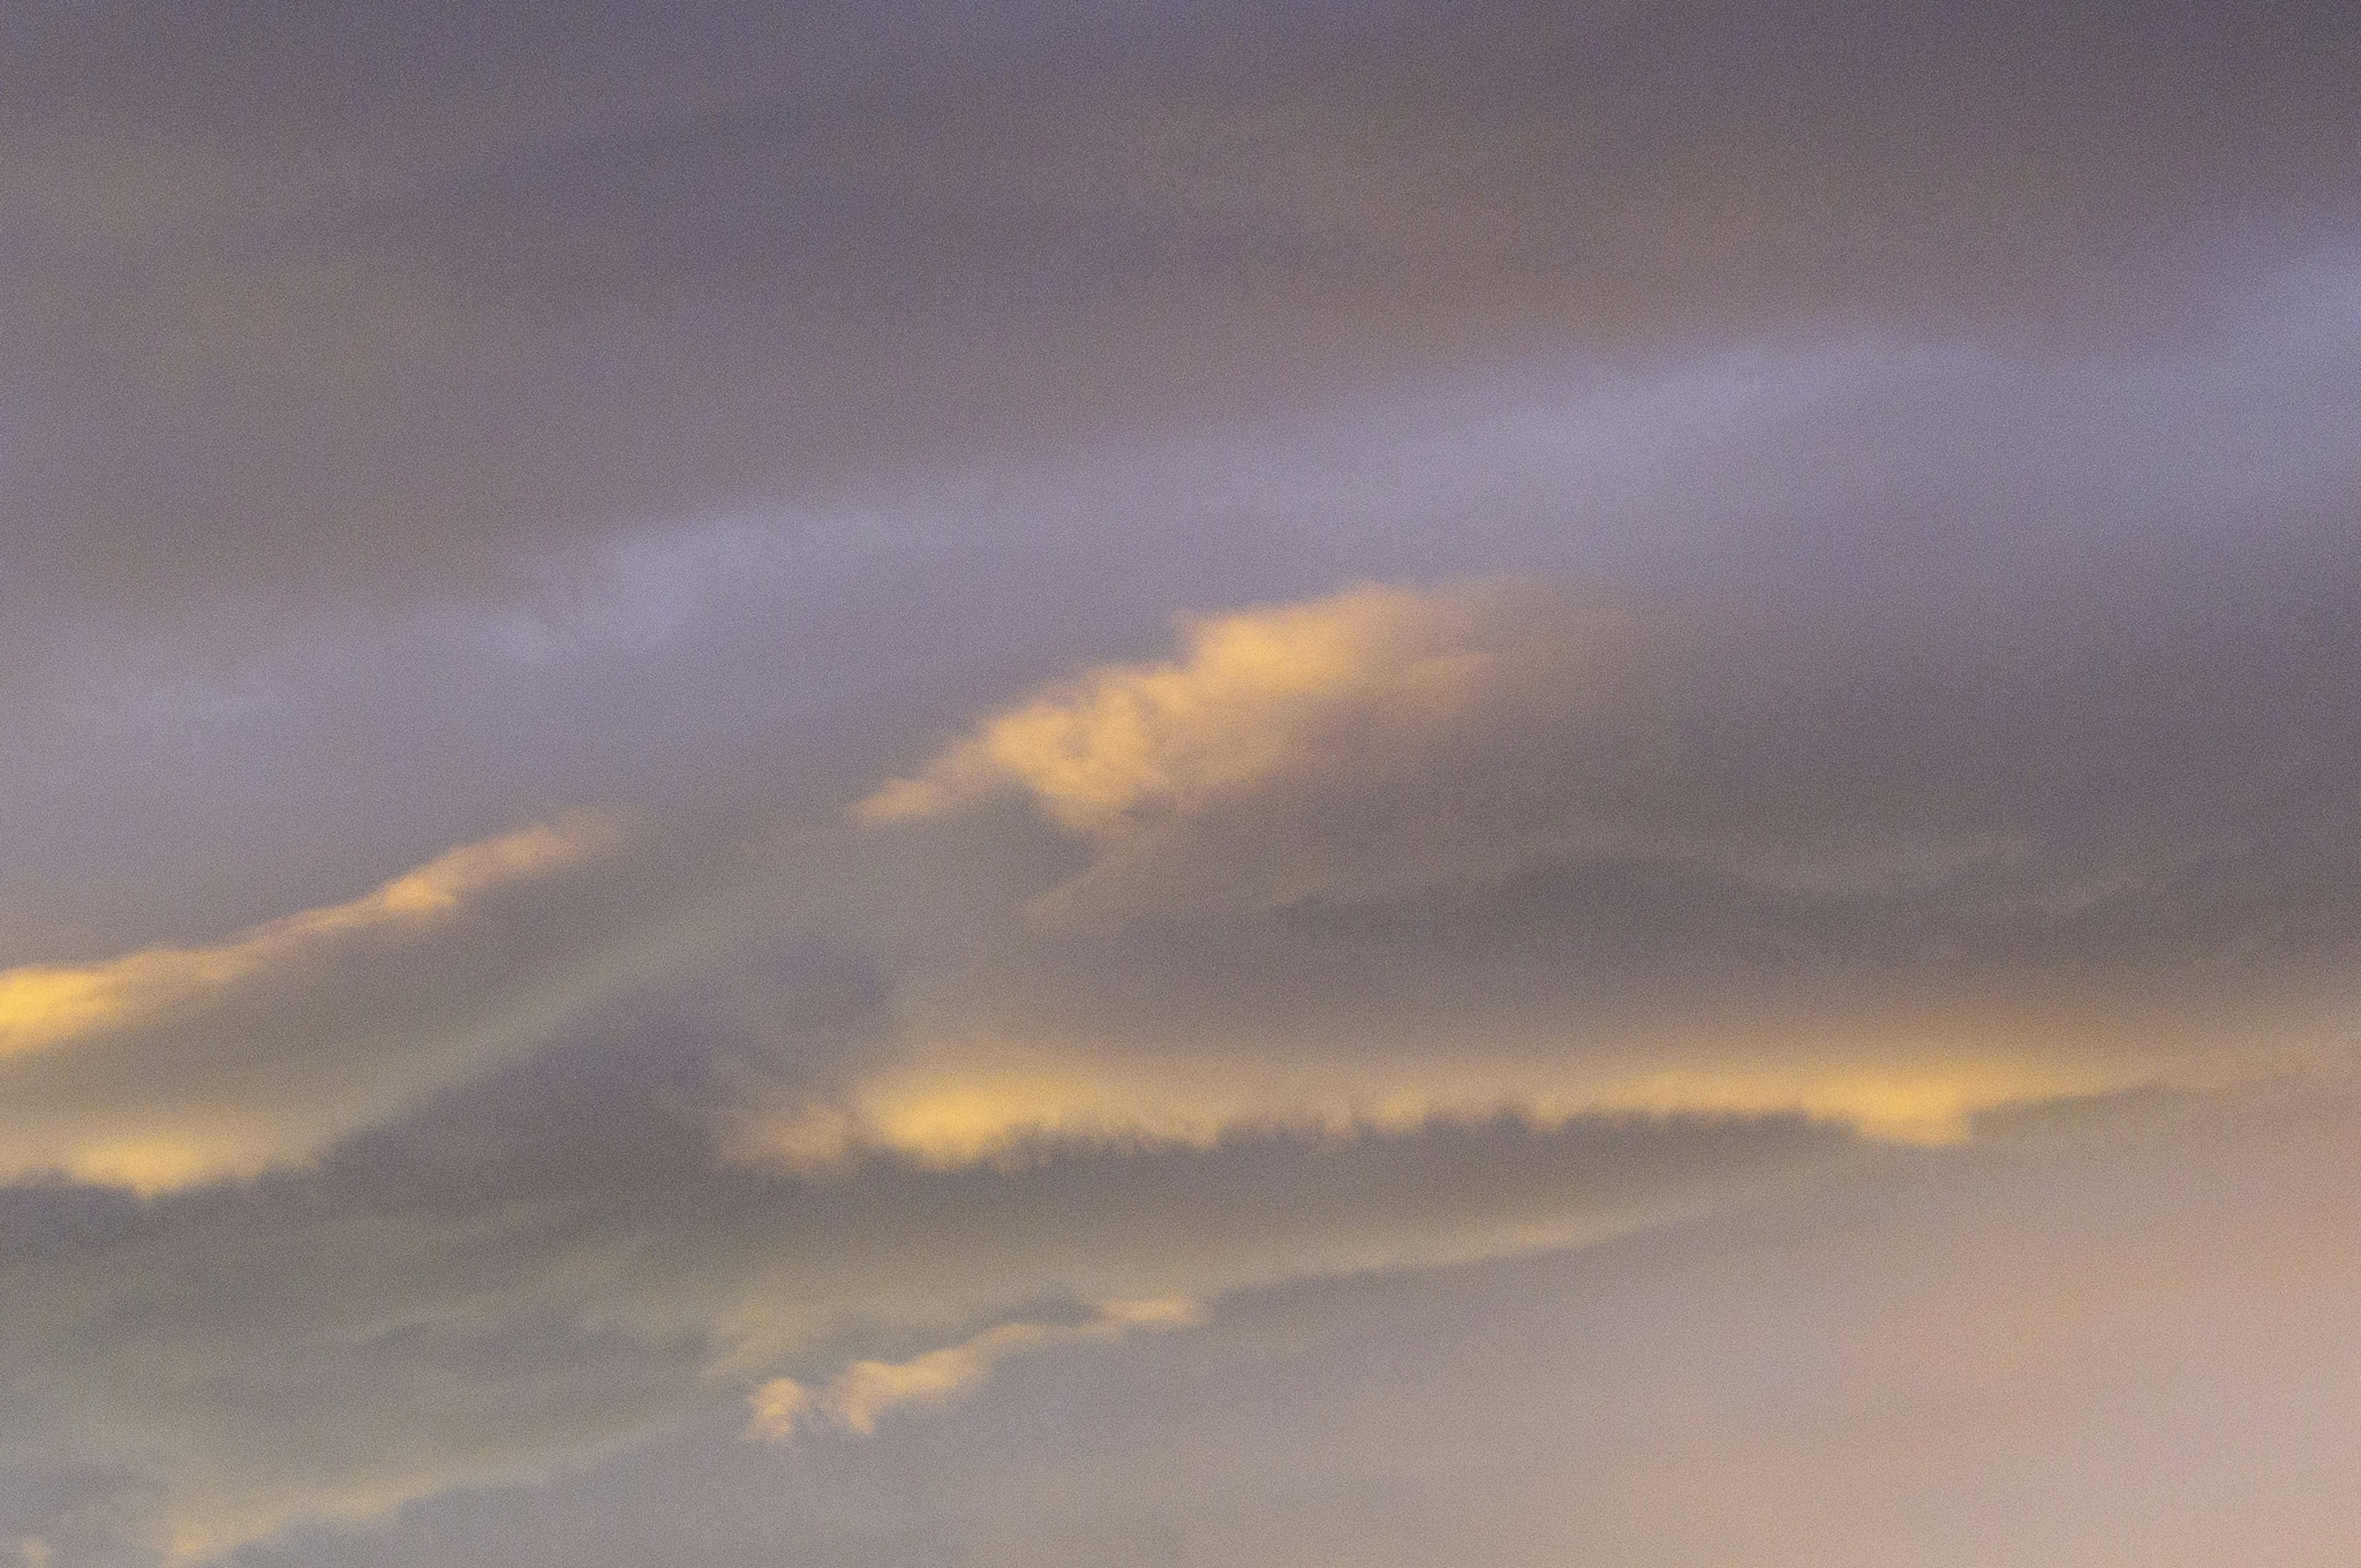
[1,2,2358,1562]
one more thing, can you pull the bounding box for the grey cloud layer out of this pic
[3,0,2354,607]
[219,1077,2361,1568]
[5,304,2354,960]
[1,329,2352,1551]
[0,1002,1853,1561]
[840,537,2361,1138]
[0,330,2350,1553]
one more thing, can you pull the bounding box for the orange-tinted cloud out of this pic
[855,583,1513,833]
[0,817,607,1063]
[0,814,643,1192]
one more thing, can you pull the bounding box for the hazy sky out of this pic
[2,4,2358,1563]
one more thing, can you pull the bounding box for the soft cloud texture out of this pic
[2,3,2356,1564]
[751,1299,1198,1439]
[220,1075,2361,1568]
[0,818,605,1059]
[0,815,670,1191]
[3,1,2355,612]
[0,1024,1849,1559]
[817,563,2361,1163]
[855,583,1513,833]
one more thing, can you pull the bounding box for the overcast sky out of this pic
[2,3,2358,1564]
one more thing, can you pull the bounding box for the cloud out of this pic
[857,575,2223,923]
[0,817,606,1061]
[855,579,1684,929]
[5,2,2356,615]
[736,1055,2125,1168]
[0,1010,1854,1561]
[0,813,677,1192]
[26,540,2340,1554]
[197,1074,2361,1568]
[2,539,2348,1561]
[0,7,2352,1567]
[750,1299,1198,1439]
[854,583,1512,832]
[805,554,2361,1178]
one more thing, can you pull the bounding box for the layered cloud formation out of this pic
[2,2,2357,1566]
[215,1079,2361,1568]
[749,1298,1199,1439]
[13,489,2361,1560]
[0,1048,1853,1559]
[794,568,2361,1164]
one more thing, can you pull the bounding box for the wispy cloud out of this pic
[0,1064,1849,1560]
[0,817,609,1061]
[733,1055,2127,1171]
[0,814,641,1192]
[854,582,1506,833]
[750,1299,1200,1440]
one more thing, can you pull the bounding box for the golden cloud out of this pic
[854,583,1509,833]
[0,812,627,1192]
[732,1044,2134,1176]
[0,816,611,1063]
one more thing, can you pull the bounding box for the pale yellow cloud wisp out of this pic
[0,815,614,1063]
[748,1299,1198,1441]
[854,582,1490,832]
[737,1047,2132,1176]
